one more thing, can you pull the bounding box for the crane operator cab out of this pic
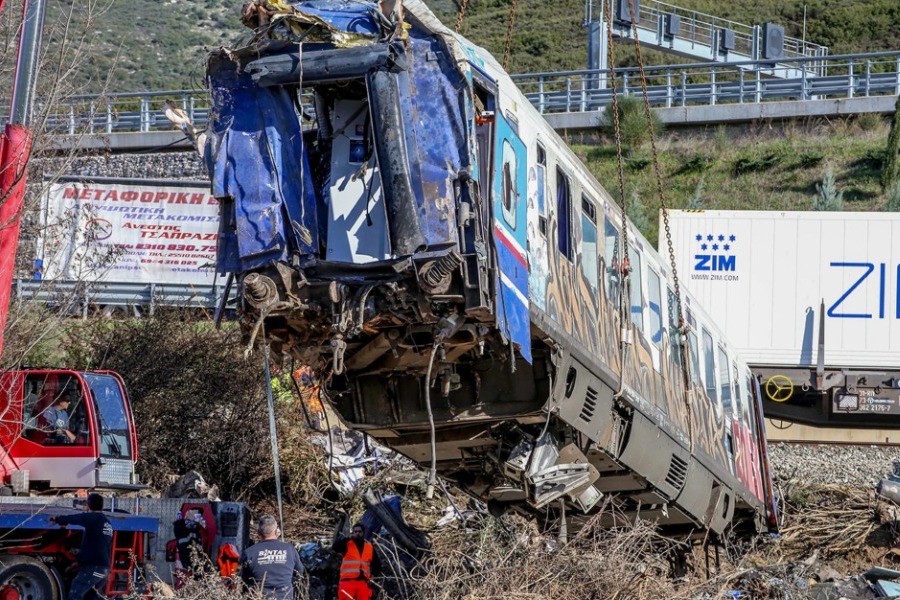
[0,369,140,492]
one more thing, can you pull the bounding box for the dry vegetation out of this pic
[9,309,898,598]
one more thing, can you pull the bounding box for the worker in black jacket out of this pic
[49,493,113,600]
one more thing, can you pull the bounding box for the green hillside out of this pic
[16,0,900,93]
[575,115,894,244]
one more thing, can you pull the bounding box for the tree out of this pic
[687,177,706,210]
[883,95,900,192]
[1,0,123,368]
[812,167,844,211]
[886,180,900,212]
[602,95,664,154]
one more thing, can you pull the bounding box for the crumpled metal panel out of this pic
[207,49,319,274]
[397,32,471,251]
[249,0,387,46]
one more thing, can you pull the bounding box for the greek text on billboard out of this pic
[41,179,219,285]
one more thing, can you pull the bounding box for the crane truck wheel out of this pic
[0,556,58,600]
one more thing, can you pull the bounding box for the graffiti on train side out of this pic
[531,206,731,470]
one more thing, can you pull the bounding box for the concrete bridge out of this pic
[3,50,897,152]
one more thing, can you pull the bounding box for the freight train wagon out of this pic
[667,209,900,430]
[202,0,777,539]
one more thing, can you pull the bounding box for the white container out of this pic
[663,210,900,369]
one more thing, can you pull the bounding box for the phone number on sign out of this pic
[134,244,216,252]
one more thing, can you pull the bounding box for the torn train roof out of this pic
[205,0,489,273]
[232,0,504,77]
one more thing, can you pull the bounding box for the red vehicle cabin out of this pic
[0,370,139,492]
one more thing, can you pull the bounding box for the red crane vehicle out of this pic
[0,2,162,598]
[0,0,142,494]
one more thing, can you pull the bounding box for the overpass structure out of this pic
[588,0,827,80]
[3,50,896,151]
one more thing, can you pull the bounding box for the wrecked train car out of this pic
[203,0,778,538]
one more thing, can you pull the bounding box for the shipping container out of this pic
[663,209,900,427]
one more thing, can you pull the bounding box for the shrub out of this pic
[627,189,651,239]
[63,311,323,500]
[732,152,781,176]
[812,167,844,211]
[675,154,712,176]
[687,177,705,209]
[857,112,882,132]
[795,150,825,169]
[602,95,664,153]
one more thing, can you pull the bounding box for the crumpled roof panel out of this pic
[245,0,389,46]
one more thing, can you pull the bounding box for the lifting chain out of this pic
[603,0,632,397]
[626,0,694,443]
[624,0,682,337]
[502,0,519,71]
[455,0,470,33]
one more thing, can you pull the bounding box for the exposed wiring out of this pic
[424,341,441,499]
[131,135,190,154]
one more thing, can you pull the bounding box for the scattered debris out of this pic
[166,471,220,500]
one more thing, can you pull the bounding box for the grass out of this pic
[573,116,895,244]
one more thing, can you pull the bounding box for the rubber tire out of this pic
[0,556,59,600]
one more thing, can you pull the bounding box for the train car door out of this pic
[474,76,531,363]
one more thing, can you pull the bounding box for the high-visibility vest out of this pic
[339,541,373,580]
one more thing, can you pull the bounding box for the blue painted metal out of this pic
[0,505,158,533]
[491,111,531,363]
[399,32,471,251]
[278,0,383,37]
[207,49,319,273]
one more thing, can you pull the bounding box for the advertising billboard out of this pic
[40,177,219,286]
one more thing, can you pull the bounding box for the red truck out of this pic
[0,503,157,600]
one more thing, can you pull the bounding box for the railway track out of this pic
[766,419,900,447]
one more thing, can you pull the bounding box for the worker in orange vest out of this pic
[332,523,381,600]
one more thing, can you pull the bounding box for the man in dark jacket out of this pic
[240,515,305,600]
[49,493,113,600]
[332,523,381,600]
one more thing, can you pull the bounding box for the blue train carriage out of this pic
[205,0,777,538]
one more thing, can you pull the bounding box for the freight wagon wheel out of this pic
[0,556,58,600]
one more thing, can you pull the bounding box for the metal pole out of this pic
[263,341,286,540]
[802,5,807,57]
[9,0,47,126]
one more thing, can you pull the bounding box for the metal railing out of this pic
[511,51,900,113]
[2,51,898,136]
[13,278,235,315]
[629,0,827,62]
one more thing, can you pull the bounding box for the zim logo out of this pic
[694,233,737,272]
